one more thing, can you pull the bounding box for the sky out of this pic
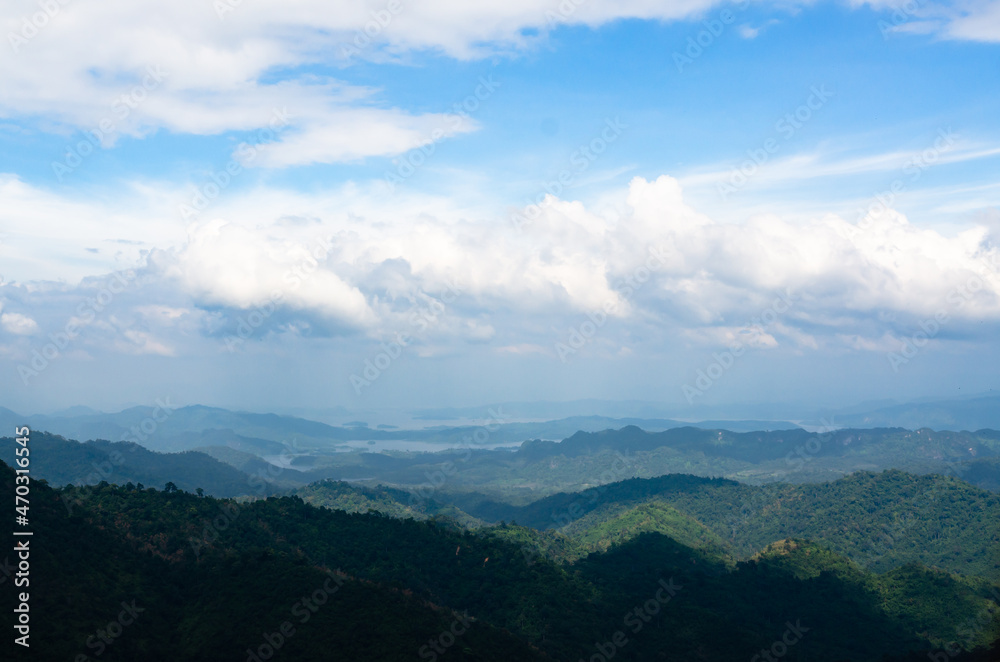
[0,0,998,417]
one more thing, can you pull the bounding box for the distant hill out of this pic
[820,394,1000,431]
[516,425,1000,464]
[0,404,800,453]
[0,432,290,497]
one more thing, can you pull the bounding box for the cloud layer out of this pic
[2,175,997,375]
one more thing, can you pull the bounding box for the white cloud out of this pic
[117,329,175,356]
[154,219,377,329]
[943,1,1000,42]
[0,309,38,335]
[852,0,1000,42]
[0,0,731,168]
[2,0,995,171]
[0,174,185,282]
[3,173,999,361]
[738,19,780,39]
[679,136,1000,192]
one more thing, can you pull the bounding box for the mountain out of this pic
[9,404,1000,495]
[449,470,1000,579]
[956,457,1000,492]
[294,479,483,529]
[0,461,545,662]
[517,425,1000,464]
[818,393,1000,431]
[7,459,997,661]
[0,432,291,497]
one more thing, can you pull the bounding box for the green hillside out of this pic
[454,470,1000,579]
[294,478,484,529]
[7,459,998,661]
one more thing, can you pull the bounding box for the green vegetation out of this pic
[453,470,1000,579]
[294,479,484,529]
[0,432,291,497]
[7,458,998,661]
[571,500,730,559]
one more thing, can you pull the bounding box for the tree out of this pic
[165,482,178,493]
[196,487,204,497]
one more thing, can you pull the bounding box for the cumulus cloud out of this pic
[2,174,998,365]
[0,308,38,335]
[153,220,377,330]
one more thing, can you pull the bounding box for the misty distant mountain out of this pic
[0,403,801,455]
[516,425,1000,463]
[0,431,291,497]
[818,393,1000,430]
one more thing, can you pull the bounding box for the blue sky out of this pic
[1,0,998,417]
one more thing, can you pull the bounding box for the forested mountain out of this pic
[6,460,997,661]
[6,412,1000,497]
[0,432,291,497]
[240,425,1000,496]
[448,470,1000,578]
[295,479,484,529]
[957,456,1000,492]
